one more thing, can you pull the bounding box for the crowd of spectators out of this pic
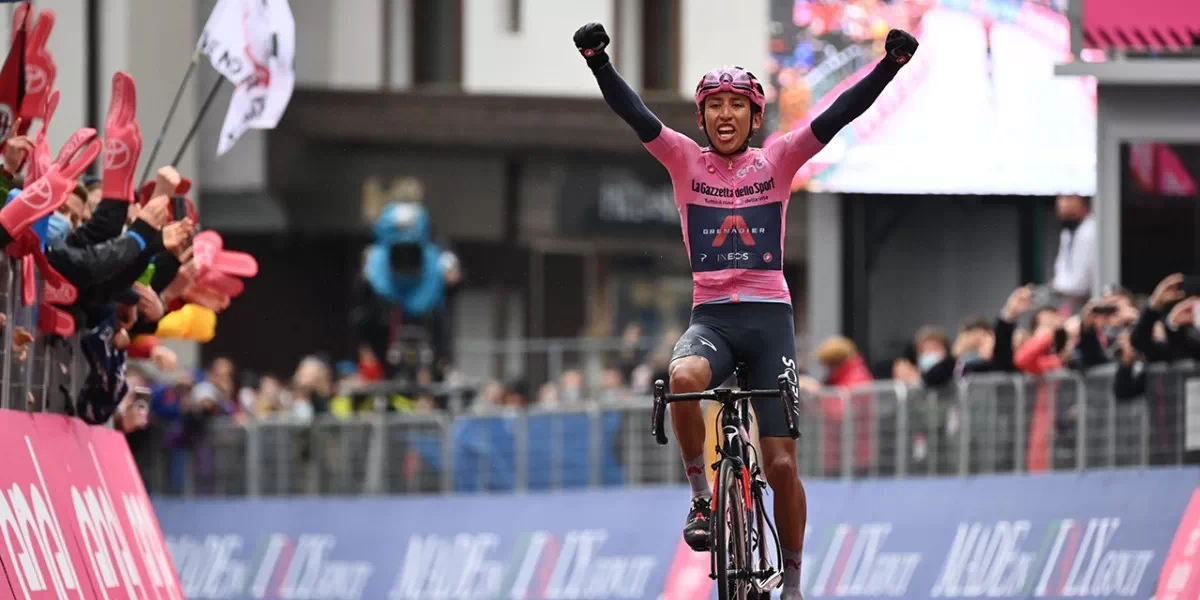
[117,184,1199,492]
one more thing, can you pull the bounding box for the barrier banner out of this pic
[0,410,183,600]
[155,467,1200,600]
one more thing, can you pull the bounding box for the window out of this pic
[412,0,463,86]
[641,0,680,92]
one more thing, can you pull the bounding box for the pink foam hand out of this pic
[20,254,34,306]
[42,277,75,306]
[191,230,221,271]
[212,249,257,278]
[196,270,245,297]
[26,89,59,182]
[11,2,29,37]
[1,127,101,237]
[38,303,74,337]
[192,230,258,278]
[19,9,56,129]
[102,72,140,202]
[31,249,77,305]
[183,284,231,313]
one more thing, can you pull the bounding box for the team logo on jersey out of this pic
[706,215,761,246]
[687,203,783,273]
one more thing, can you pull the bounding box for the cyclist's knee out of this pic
[669,357,711,393]
[764,451,799,490]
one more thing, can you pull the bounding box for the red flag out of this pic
[0,6,27,142]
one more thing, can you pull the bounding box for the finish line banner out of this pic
[0,410,183,599]
[154,468,1200,600]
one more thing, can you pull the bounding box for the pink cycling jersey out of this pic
[644,125,825,307]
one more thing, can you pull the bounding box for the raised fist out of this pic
[885,29,919,65]
[573,23,610,61]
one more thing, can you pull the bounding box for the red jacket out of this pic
[819,355,875,473]
[1014,330,1063,375]
[1013,330,1062,472]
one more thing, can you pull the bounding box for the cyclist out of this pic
[573,22,918,600]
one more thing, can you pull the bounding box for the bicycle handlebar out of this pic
[650,375,801,445]
[660,389,785,402]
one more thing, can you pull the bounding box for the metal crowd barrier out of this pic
[142,362,1200,498]
[0,257,84,414]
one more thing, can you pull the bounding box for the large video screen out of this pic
[765,0,1096,196]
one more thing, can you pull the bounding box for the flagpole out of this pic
[171,76,223,167]
[140,49,200,182]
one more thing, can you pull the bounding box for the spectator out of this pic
[291,355,332,420]
[1133,274,1200,362]
[802,335,874,477]
[537,382,559,407]
[814,335,873,387]
[629,363,654,395]
[1014,312,1077,375]
[205,357,237,404]
[559,369,584,405]
[892,357,921,386]
[614,322,645,383]
[255,375,287,417]
[1051,194,1096,310]
[913,325,954,386]
[80,174,103,217]
[1113,332,1149,401]
[598,365,628,403]
[1076,291,1140,369]
[501,379,529,410]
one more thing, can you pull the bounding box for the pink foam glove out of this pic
[0,126,101,238]
[38,304,74,337]
[20,254,33,306]
[26,88,58,183]
[18,9,55,133]
[33,249,76,306]
[101,72,141,202]
[193,230,258,278]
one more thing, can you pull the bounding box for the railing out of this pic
[0,256,84,414]
[137,362,1199,497]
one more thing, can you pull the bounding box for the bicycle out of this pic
[651,363,802,600]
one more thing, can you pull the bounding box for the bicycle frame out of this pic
[651,363,798,596]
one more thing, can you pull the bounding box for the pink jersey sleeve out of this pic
[763,124,826,182]
[644,126,702,178]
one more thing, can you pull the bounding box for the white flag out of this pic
[214,0,296,156]
[198,0,271,86]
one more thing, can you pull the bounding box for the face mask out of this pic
[918,353,943,373]
[45,212,72,245]
[1059,217,1081,231]
[959,351,982,365]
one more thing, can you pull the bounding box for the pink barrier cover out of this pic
[0,410,183,599]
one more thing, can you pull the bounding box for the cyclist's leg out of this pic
[670,322,735,463]
[670,316,735,551]
[743,303,807,597]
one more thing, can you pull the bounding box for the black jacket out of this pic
[921,317,1017,387]
[1131,306,1200,362]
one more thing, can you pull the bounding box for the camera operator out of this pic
[350,202,461,393]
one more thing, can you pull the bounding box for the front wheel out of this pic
[715,459,751,600]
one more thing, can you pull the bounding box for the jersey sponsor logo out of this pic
[707,215,761,246]
[687,203,783,273]
[696,336,718,352]
[690,178,777,200]
[735,157,768,179]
